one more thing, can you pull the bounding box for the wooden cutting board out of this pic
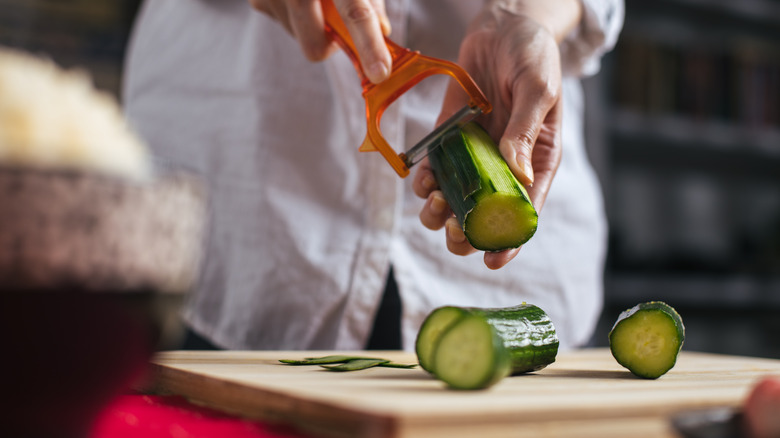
[146,349,780,438]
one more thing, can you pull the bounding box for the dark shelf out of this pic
[609,109,780,161]
[625,0,780,44]
[604,272,780,309]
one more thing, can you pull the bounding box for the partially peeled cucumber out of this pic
[415,303,559,390]
[428,122,537,251]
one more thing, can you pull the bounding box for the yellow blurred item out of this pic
[0,47,149,180]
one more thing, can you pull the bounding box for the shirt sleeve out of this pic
[559,0,624,77]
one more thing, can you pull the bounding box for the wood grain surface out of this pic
[145,349,780,438]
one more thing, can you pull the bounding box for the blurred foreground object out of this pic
[743,376,780,438]
[0,47,205,438]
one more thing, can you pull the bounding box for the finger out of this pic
[498,76,559,188]
[286,0,338,60]
[249,0,294,34]
[484,247,521,270]
[367,0,392,36]
[247,0,270,14]
[524,99,562,212]
[334,0,391,83]
[419,190,451,230]
[412,158,438,199]
[435,78,473,127]
[445,218,478,256]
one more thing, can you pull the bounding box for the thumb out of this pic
[498,81,559,187]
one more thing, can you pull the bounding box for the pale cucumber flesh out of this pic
[432,314,510,390]
[465,192,538,251]
[609,305,684,379]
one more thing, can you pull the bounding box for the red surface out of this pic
[90,394,312,438]
[1,292,156,438]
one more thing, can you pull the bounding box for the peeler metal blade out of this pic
[400,104,483,169]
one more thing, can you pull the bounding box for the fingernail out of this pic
[430,193,447,215]
[518,158,534,186]
[446,220,466,243]
[366,61,389,83]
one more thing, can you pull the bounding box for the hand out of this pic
[414,2,580,270]
[248,0,392,83]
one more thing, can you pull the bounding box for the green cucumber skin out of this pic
[428,129,478,227]
[470,304,559,374]
[428,122,537,251]
[609,301,685,379]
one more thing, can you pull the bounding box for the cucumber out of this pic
[609,301,685,379]
[416,303,559,390]
[428,121,537,251]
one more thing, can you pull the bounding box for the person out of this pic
[122,0,623,351]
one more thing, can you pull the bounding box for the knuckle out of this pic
[341,2,375,24]
[247,0,265,11]
[514,72,558,104]
[503,130,536,157]
[514,130,536,151]
[531,77,557,102]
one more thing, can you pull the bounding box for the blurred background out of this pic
[1,0,778,358]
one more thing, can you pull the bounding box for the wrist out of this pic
[481,0,583,43]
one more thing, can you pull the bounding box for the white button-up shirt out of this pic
[123,0,623,350]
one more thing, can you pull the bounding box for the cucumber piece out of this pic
[320,359,389,371]
[609,301,685,379]
[281,355,417,369]
[280,355,368,365]
[378,362,418,369]
[428,122,537,251]
[418,303,559,390]
[415,306,469,373]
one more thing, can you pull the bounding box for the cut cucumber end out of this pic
[415,306,468,373]
[609,302,684,379]
[432,314,511,390]
[464,192,538,251]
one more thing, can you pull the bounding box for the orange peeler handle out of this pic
[321,0,491,178]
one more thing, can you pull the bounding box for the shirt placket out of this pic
[335,0,410,350]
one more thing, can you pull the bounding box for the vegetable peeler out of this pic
[321,0,492,178]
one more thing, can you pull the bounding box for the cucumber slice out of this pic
[609,301,685,379]
[415,306,469,373]
[417,303,559,390]
[433,314,512,390]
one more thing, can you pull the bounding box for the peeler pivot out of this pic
[321,0,492,178]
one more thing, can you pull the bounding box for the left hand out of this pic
[248,0,392,84]
[414,5,572,270]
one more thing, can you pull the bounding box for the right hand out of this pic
[248,0,392,84]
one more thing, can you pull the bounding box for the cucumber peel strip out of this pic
[279,355,417,371]
[320,359,390,371]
